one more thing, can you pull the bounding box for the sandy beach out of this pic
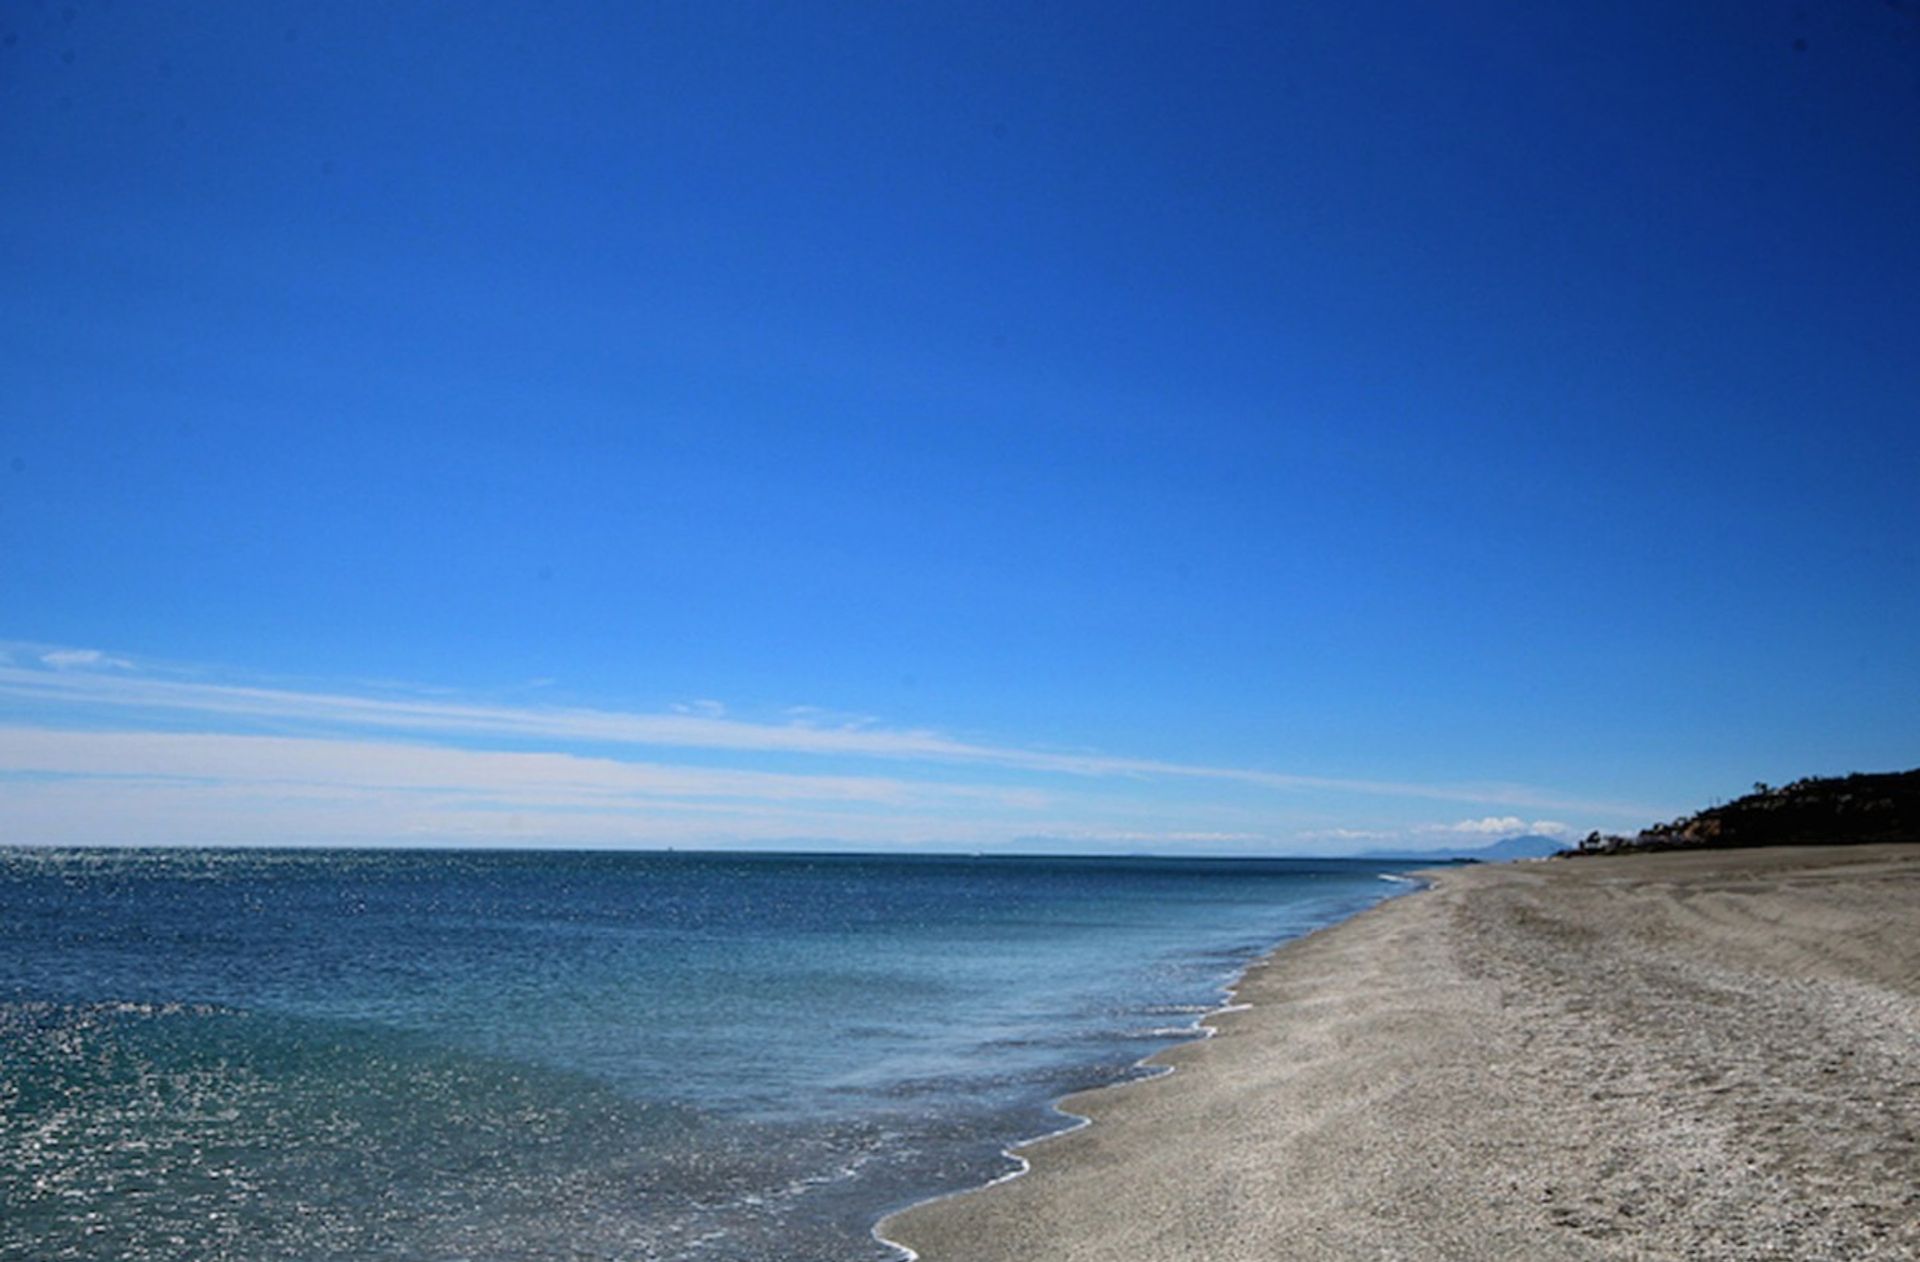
[881,844,1920,1261]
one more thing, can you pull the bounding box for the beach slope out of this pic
[881,845,1920,1260]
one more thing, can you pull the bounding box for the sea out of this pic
[0,848,1419,1261]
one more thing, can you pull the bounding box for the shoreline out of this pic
[869,892,1414,1261]
[879,845,1920,1260]
[873,873,1433,1259]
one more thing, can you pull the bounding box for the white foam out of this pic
[872,879,1426,1260]
[872,977,1253,1257]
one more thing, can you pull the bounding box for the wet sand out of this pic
[880,844,1920,1260]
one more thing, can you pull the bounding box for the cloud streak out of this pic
[37,648,135,671]
[0,649,1645,817]
[0,727,1051,811]
[0,775,1053,848]
[0,644,1666,848]
[1431,816,1572,838]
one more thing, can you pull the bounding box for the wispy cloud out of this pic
[1429,816,1572,838]
[0,643,1658,848]
[0,727,1050,811]
[1294,827,1397,843]
[37,648,135,671]
[0,645,1643,817]
[0,775,1049,849]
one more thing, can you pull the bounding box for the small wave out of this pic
[1117,1025,1207,1040]
[874,885,1406,1261]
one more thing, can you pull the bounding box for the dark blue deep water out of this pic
[0,848,1415,1261]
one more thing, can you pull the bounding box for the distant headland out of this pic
[1571,768,1920,856]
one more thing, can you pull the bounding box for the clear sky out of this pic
[3,1,1916,852]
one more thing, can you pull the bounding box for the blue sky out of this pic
[3,1,1916,851]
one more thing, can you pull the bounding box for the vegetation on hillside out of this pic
[1572,770,1920,856]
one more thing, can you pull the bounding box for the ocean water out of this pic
[0,848,1416,1261]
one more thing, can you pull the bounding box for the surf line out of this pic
[872,874,1426,1259]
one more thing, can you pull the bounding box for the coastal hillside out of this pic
[1573,769,1920,855]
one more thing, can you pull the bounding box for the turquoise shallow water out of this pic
[0,848,1416,1260]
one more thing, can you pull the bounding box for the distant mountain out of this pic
[1573,769,1920,856]
[1357,833,1566,862]
[1466,833,1573,861]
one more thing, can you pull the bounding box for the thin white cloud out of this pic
[1013,829,1273,848]
[1294,827,1397,843]
[0,775,1045,849]
[1430,816,1572,837]
[38,648,135,671]
[0,727,1051,812]
[0,647,1650,818]
[1290,818,1577,853]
